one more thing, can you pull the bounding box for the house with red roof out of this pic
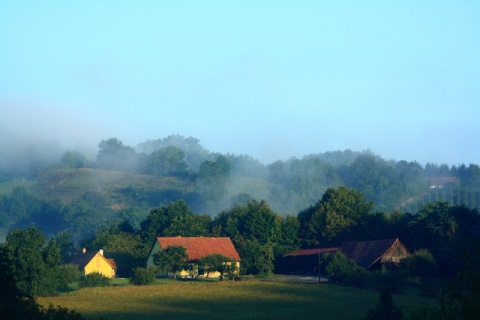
[146,236,241,278]
[70,249,117,278]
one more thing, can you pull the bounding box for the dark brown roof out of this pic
[339,238,405,269]
[155,236,241,261]
[70,251,97,269]
[284,247,339,257]
[69,251,116,270]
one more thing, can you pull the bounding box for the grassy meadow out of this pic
[38,279,437,320]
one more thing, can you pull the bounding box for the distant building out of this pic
[283,238,410,274]
[70,248,117,278]
[146,236,241,278]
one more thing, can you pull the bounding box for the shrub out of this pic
[400,249,437,281]
[57,264,80,291]
[130,267,156,285]
[79,272,110,288]
[322,251,371,288]
[365,288,403,320]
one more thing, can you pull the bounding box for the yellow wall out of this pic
[146,241,240,278]
[84,253,116,278]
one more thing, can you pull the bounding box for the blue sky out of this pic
[1,1,479,165]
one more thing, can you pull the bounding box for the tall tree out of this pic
[95,138,138,172]
[298,187,374,247]
[153,245,188,279]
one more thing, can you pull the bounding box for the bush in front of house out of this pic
[322,251,371,288]
[79,272,110,287]
[130,267,156,285]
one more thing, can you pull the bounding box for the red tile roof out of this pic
[284,247,339,257]
[106,258,117,270]
[155,237,241,262]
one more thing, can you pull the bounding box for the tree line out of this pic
[2,186,480,318]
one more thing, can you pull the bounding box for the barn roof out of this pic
[284,247,339,257]
[339,238,406,269]
[154,236,241,262]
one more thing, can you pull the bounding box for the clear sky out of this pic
[1,1,479,166]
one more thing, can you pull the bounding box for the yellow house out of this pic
[70,249,117,278]
[146,236,241,278]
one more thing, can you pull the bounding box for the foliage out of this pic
[212,200,281,274]
[81,220,149,278]
[199,253,237,280]
[78,272,110,288]
[140,200,209,242]
[95,138,139,172]
[322,251,371,288]
[0,246,84,320]
[365,288,403,320]
[2,227,71,296]
[298,186,374,247]
[400,249,437,280]
[129,267,156,285]
[153,245,189,279]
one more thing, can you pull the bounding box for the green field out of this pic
[38,279,437,320]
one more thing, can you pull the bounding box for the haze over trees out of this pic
[1,134,479,244]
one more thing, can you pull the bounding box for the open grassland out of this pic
[38,279,437,320]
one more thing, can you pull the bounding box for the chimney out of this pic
[99,249,104,256]
[83,248,86,254]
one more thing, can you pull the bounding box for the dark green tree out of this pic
[365,288,403,320]
[321,251,370,288]
[146,146,189,177]
[400,249,438,281]
[298,187,374,247]
[153,245,189,279]
[198,253,235,280]
[0,246,84,320]
[212,200,281,274]
[130,267,156,285]
[3,227,74,297]
[140,200,210,242]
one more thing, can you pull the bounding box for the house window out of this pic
[96,258,101,267]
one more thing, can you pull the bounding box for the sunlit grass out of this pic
[38,280,437,320]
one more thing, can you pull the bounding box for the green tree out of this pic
[0,246,84,320]
[4,227,52,296]
[95,137,138,172]
[321,251,370,288]
[153,245,189,279]
[400,249,438,281]
[365,288,403,320]
[140,200,210,242]
[199,253,234,280]
[197,155,232,212]
[146,146,189,177]
[130,267,156,285]
[298,187,373,247]
[212,200,281,274]
[3,227,74,297]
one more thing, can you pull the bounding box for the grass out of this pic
[38,279,437,320]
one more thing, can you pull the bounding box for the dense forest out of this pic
[1,135,480,318]
[1,134,479,242]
